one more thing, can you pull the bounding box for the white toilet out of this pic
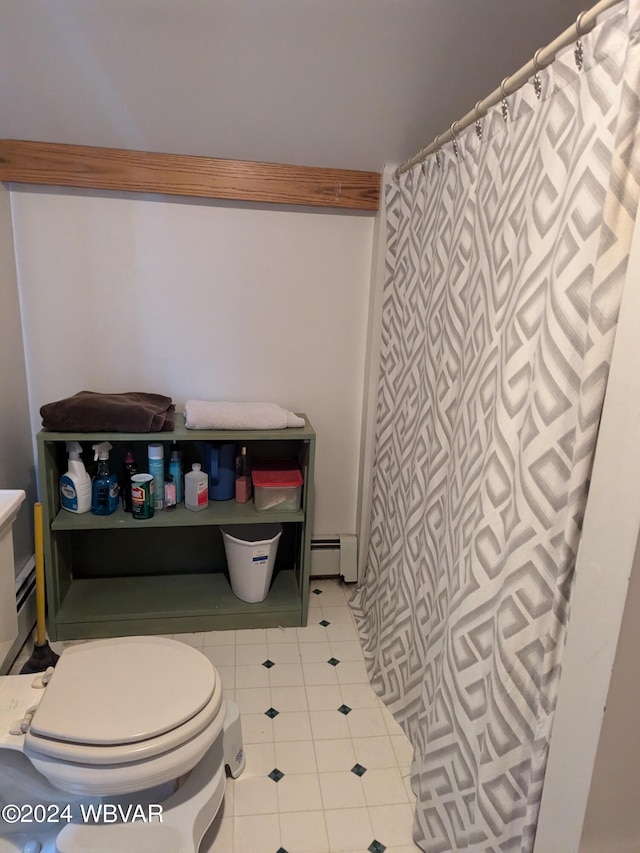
[0,636,245,853]
[0,491,244,852]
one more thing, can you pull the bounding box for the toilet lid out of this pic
[30,637,217,746]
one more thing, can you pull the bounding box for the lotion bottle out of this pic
[122,449,138,513]
[235,445,251,503]
[164,475,177,511]
[60,441,92,514]
[169,442,183,504]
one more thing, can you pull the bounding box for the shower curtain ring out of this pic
[532,48,544,98]
[433,135,442,168]
[474,101,484,139]
[575,10,588,37]
[450,121,460,158]
[500,78,510,121]
[533,48,544,73]
[574,10,587,69]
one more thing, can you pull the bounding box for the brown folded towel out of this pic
[40,391,175,433]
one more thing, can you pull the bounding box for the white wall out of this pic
[11,189,374,537]
[0,184,36,575]
[0,1,588,172]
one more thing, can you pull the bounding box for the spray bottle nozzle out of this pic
[66,441,83,459]
[92,441,113,462]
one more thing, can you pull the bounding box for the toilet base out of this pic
[0,700,244,853]
[222,696,245,778]
[55,736,226,853]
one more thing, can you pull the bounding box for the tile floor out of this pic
[10,579,418,852]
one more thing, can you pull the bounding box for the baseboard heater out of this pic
[310,535,358,583]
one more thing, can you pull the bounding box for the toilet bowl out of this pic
[0,636,245,853]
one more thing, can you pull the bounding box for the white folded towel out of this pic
[183,401,305,430]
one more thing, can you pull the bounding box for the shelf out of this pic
[51,502,304,530]
[54,570,302,639]
[38,411,315,444]
[37,413,315,639]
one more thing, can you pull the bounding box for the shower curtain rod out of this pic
[395,0,622,177]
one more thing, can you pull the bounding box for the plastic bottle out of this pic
[169,442,183,504]
[91,442,119,516]
[148,443,165,511]
[164,475,177,511]
[185,463,208,512]
[59,441,92,514]
[235,445,251,504]
[122,449,138,513]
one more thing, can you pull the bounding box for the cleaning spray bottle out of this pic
[91,442,119,516]
[59,441,91,513]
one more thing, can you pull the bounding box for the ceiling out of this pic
[0,0,590,173]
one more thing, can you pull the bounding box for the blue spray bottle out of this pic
[91,441,119,515]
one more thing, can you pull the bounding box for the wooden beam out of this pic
[0,140,380,211]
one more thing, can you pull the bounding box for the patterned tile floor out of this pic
[10,579,419,852]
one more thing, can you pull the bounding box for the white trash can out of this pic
[221,523,283,603]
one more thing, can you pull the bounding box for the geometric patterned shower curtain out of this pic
[351,3,640,850]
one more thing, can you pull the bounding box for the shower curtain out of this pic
[352,2,640,850]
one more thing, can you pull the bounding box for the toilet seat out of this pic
[21,636,227,795]
[24,637,224,765]
[30,636,218,743]
[25,682,224,764]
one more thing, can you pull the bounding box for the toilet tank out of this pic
[0,490,25,666]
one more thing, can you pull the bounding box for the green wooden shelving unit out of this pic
[36,413,315,640]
